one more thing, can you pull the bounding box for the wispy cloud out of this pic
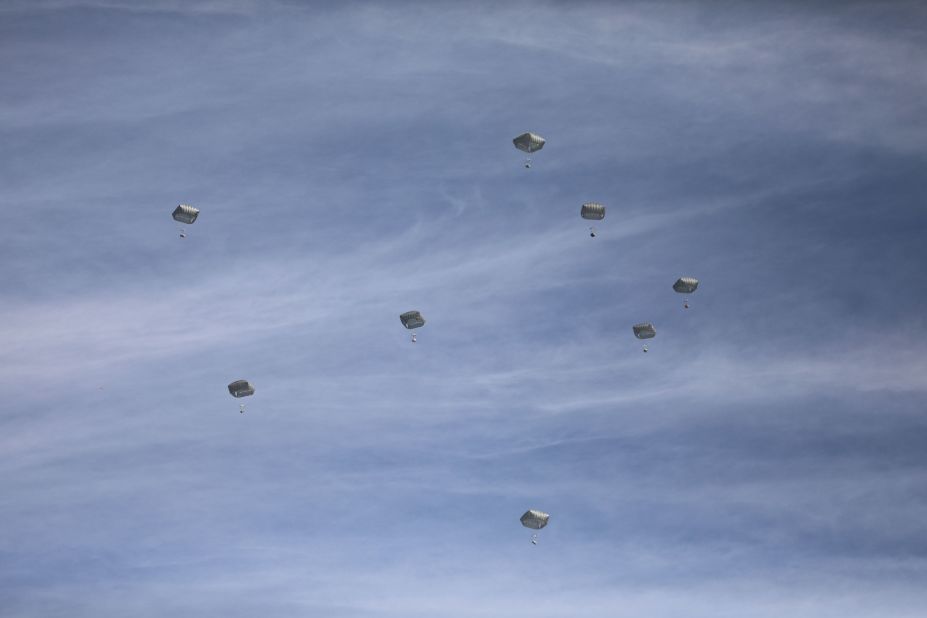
[1,1,926,617]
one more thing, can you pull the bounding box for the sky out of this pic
[1,1,926,616]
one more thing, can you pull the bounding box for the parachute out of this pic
[673,277,699,309]
[228,379,255,413]
[172,204,199,239]
[513,132,546,168]
[633,322,656,352]
[580,203,606,220]
[520,509,550,545]
[400,310,425,343]
[580,202,606,237]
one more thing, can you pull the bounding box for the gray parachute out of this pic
[172,204,199,238]
[520,509,549,529]
[228,379,255,413]
[513,132,546,154]
[513,132,546,168]
[172,204,199,224]
[400,310,425,343]
[521,509,550,545]
[673,277,699,294]
[580,202,606,220]
[581,202,606,237]
[633,323,656,352]
[673,277,699,309]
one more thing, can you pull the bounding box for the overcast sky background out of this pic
[1,1,926,616]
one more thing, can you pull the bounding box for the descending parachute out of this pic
[520,509,550,545]
[580,202,606,237]
[580,203,606,220]
[513,132,546,168]
[673,277,699,309]
[633,322,656,353]
[400,310,426,343]
[228,379,255,413]
[171,204,199,224]
[172,204,199,239]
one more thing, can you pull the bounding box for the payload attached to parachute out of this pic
[513,132,546,169]
[633,322,656,352]
[228,379,255,413]
[172,204,199,238]
[580,202,606,237]
[520,509,550,545]
[673,277,699,309]
[400,310,426,343]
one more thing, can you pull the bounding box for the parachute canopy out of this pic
[172,204,199,225]
[633,323,656,339]
[581,202,606,220]
[228,379,255,398]
[400,311,425,330]
[521,509,550,530]
[673,277,699,294]
[513,132,546,154]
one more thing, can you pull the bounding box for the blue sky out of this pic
[1,1,926,616]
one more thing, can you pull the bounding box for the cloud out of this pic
[1,2,926,616]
